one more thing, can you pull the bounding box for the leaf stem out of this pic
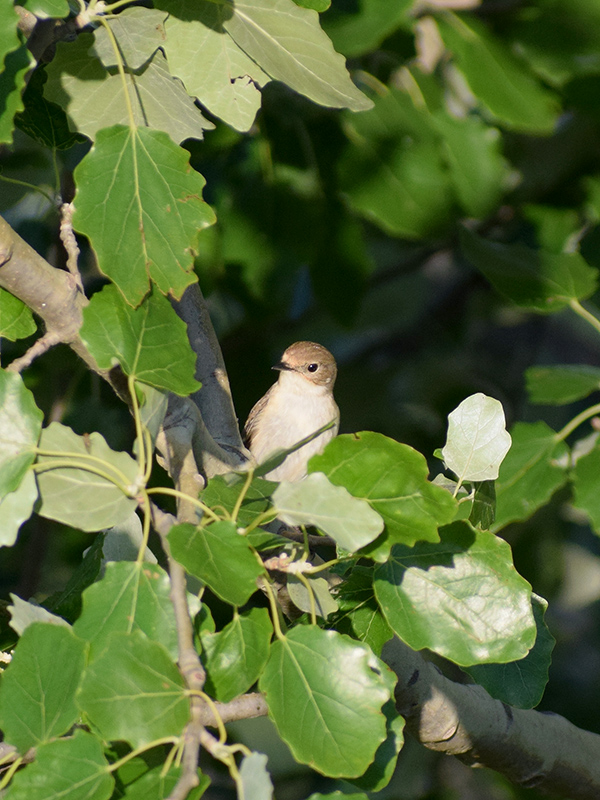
[34,447,133,487]
[146,487,220,523]
[305,557,341,575]
[231,468,254,523]
[108,737,178,773]
[0,173,55,205]
[262,579,285,641]
[555,402,600,442]
[186,690,227,744]
[296,571,317,625]
[241,508,278,536]
[98,16,136,131]
[137,493,152,564]
[33,459,133,496]
[570,298,600,337]
[0,756,22,790]
[129,375,147,481]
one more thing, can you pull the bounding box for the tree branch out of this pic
[383,637,600,799]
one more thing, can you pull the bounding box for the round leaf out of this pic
[0,369,43,499]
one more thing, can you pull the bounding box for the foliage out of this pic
[3,0,600,798]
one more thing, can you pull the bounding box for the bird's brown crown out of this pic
[274,341,337,387]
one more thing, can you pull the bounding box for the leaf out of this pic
[333,566,393,656]
[259,626,389,777]
[308,794,369,800]
[374,521,536,666]
[0,1,21,69]
[169,521,264,606]
[44,534,104,622]
[0,287,36,340]
[238,752,274,800]
[0,45,33,145]
[460,227,598,313]
[493,422,569,531]
[45,36,212,144]
[526,364,600,405]
[137,384,169,449]
[221,0,372,112]
[118,762,210,799]
[14,67,83,150]
[5,729,114,800]
[469,480,495,531]
[309,432,457,560]
[201,474,276,528]
[73,562,178,660]
[36,422,139,532]
[160,1,269,133]
[0,469,37,547]
[8,593,70,636]
[437,13,558,133]
[287,573,339,619]
[0,623,87,753]
[338,89,454,239]
[322,0,412,57]
[72,124,215,306]
[201,607,272,702]
[465,594,555,709]
[441,393,512,483]
[350,695,404,792]
[93,7,167,71]
[24,0,70,18]
[77,630,190,748]
[572,444,600,533]
[273,472,384,551]
[0,369,43,500]
[81,285,200,395]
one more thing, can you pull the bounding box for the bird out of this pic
[243,341,339,482]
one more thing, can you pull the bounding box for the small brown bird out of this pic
[244,341,339,482]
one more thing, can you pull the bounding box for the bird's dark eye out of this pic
[307,363,319,373]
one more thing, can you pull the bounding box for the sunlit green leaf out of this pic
[93,7,168,71]
[273,472,384,551]
[169,521,264,606]
[72,124,215,306]
[259,626,389,777]
[0,369,43,500]
[333,566,393,656]
[0,469,37,547]
[0,287,36,340]
[441,393,512,483]
[74,562,178,659]
[374,521,536,666]
[78,630,189,748]
[0,623,87,753]
[526,365,600,405]
[5,729,113,800]
[36,422,139,532]
[81,284,200,395]
[0,45,33,144]
[310,432,456,560]
[201,474,276,528]
[572,443,600,534]
[8,593,69,636]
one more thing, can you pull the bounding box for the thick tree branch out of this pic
[383,637,600,799]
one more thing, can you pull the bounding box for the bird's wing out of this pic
[243,383,276,449]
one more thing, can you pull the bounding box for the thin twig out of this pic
[6,330,61,373]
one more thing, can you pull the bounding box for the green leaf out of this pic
[77,630,189,748]
[100,512,158,565]
[201,474,276,528]
[526,364,600,405]
[44,534,104,622]
[287,572,338,619]
[24,0,70,18]
[93,8,167,71]
[460,227,598,313]
[259,626,389,778]
[137,384,169,449]
[169,521,264,606]
[308,794,368,800]
[437,13,558,134]
[118,762,210,799]
[0,469,37,547]
[1,1,21,68]
[45,36,212,144]
[0,369,43,500]
[0,44,33,145]
[572,443,600,533]
[238,752,274,800]
[322,0,411,57]
[0,623,87,753]
[339,89,454,239]
[5,729,114,800]
[465,594,554,709]
[469,480,496,531]
[72,124,215,306]
[350,695,404,792]
[272,472,384,551]
[309,432,457,560]
[201,607,272,702]
[374,521,536,666]
[160,1,269,133]
[74,562,178,660]
[221,0,372,112]
[8,593,70,636]
[441,393,512,483]
[0,287,36,340]
[81,285,200,395]
[294,0,330,10]
[433,111,507,219]
[493,422,569,531]
[36,422,139,532]
[333,566,393,656]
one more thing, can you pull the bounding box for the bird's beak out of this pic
[272,361,292,372]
